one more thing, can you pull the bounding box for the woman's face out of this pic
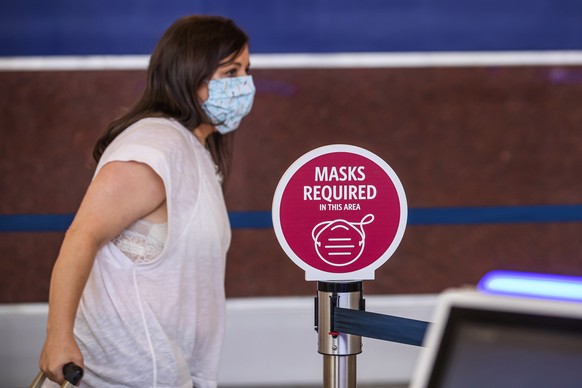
[197,44,251,102]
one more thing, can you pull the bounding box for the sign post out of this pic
[272,144,407,387]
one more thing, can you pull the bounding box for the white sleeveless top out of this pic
[73,118,231,387]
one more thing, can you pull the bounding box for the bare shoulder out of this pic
[95,161,165,198]
[71,161,167,241]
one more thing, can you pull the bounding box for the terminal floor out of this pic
[225,385,407,387]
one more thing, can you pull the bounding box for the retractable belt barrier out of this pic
[333,307,429,347]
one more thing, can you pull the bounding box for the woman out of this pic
[39,15,255,387]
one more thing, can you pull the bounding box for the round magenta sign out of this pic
[272,145,407,281]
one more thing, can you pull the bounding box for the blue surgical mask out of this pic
[202,75,255,134]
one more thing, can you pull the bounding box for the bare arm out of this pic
[40,160,166,384]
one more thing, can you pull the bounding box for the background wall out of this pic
[1,1,582,304]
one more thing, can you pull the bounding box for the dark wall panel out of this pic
[1,66,582,302]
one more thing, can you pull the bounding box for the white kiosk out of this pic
[272,145,408,387]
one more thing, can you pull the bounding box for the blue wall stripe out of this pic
[1,205,582,232]
[0,214,75,233]
[408,205,582,225]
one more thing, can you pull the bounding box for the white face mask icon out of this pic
[311,214,374,267]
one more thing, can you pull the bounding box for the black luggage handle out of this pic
[29,362,83,388]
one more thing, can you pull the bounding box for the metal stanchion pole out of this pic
[316,281,363,388]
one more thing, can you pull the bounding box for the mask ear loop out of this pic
[198,78,211,103]
[359,214,375,226]
[355,214,375,247]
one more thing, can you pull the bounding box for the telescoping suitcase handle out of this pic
[29,362,83,388]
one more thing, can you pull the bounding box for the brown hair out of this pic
[92,15,249,181]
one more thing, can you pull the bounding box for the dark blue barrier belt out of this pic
[333,307,429,347]
[3,204,582,232]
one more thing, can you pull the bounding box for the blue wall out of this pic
[1,0,582,56]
